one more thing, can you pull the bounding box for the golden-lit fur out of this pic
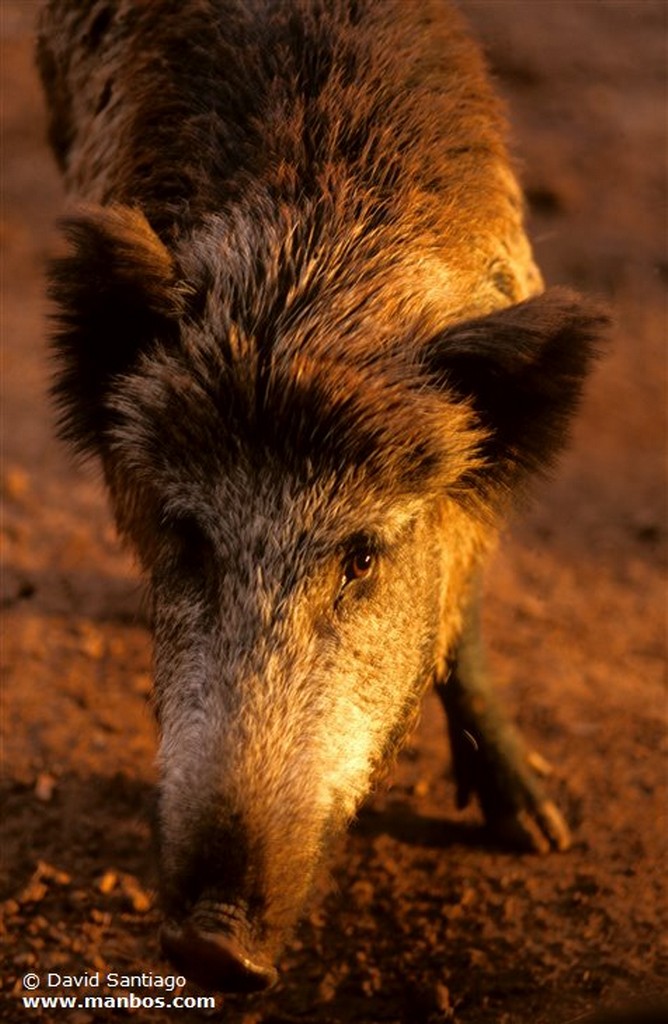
[38,0,608,991]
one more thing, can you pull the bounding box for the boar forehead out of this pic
[105,197,487,510]
[107,328,482,516]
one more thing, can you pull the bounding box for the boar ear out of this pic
[424,287,609,497]
[48,204,184,454]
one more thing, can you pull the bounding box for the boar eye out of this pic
[169,513,205,545]
[341,540,376,589]
[165,513,211,569]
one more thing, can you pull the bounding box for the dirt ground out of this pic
[1,2,666,1022]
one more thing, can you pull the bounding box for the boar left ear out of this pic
[424,287,610,495]
[48,204,185,455]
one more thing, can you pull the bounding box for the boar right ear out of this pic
[48,204,184,454]
[423,287,609,499]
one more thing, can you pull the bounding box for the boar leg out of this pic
[435,582,571,853]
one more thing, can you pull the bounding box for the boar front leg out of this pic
[435,579,571,853]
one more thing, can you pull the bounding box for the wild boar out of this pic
[37,0,607,994]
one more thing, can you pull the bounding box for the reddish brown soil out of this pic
[1,3,666,1023]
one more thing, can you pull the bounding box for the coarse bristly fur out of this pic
[38,0,609,992]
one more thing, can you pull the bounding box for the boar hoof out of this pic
[437,675,572,853]
[161,920,278,993]
[452,741,573,854]
[461,745,573,854]
[487,797,572,855]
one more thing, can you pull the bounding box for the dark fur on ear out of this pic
[424,287,610,499]
[48,204,184,454]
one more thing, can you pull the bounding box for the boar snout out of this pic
[161,906,278,993]
[158,813,281,991]
[157,783,322,993]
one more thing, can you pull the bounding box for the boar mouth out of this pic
[161,900,278,993]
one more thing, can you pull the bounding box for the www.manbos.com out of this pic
[22,993,216,1011]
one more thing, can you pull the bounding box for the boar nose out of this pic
[161,917,278,993]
